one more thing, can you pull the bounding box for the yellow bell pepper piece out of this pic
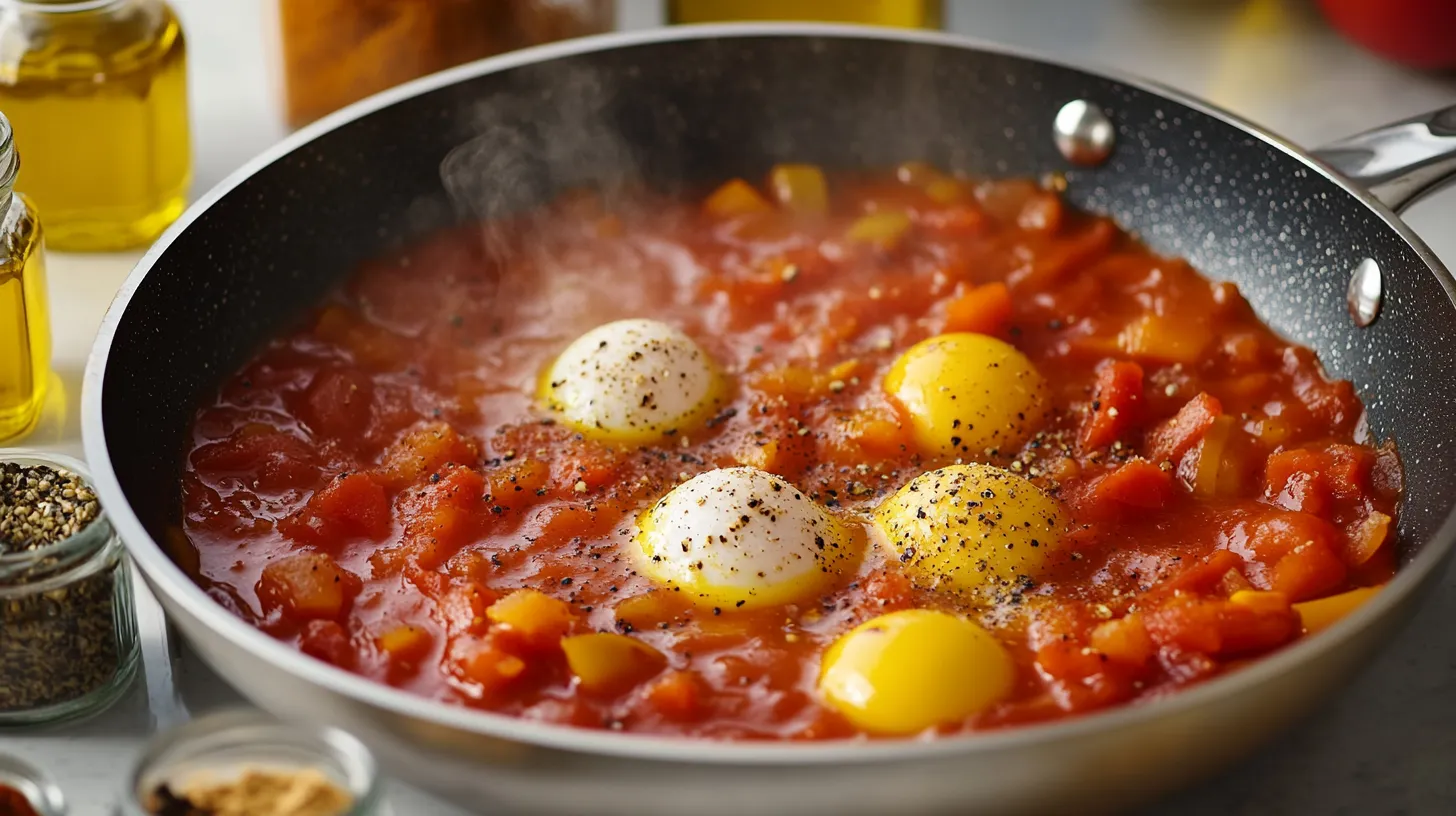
[1294,586,1380,635]
[561,633,668,695]
[768,164,828,216]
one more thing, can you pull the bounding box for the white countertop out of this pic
[14,0,1456,813]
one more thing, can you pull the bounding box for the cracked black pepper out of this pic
[0,461,124,716]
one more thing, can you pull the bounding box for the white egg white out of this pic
[633,466,859,610]
[541,318,722,444]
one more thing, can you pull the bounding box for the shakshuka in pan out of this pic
[178,164,1399,740]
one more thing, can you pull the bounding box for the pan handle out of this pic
[1311,104,1456,214]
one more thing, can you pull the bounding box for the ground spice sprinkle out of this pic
[145,767,354,816]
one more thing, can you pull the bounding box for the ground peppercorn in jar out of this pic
[0,450,138,726]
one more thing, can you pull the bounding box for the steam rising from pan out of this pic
[440,61,646,270]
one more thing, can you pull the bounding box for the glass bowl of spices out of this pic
[0,449,138,726]
[120,709,382,816]
[0,753,65,816]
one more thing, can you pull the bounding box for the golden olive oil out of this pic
[0,1,190,251]
[668,0,942,27]
[0,193,48,442]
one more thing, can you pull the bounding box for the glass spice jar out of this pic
[118,709,384,816]
[275,0,615,130]
[0,753,66,816]
[0,450,139,726]
[0,0,191,252]
[0,111,49,445]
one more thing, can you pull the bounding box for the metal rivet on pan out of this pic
[1347,257,1383,327]
[1053,100,1115,166]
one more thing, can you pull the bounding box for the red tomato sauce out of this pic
[180,165,1400,740]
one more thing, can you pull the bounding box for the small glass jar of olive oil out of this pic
[0,0,190,252]
[0,111,49,442]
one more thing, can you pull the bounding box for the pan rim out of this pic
[82,22,1456,766]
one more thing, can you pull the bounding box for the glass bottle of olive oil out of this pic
[0,112,50,442]
[668,0,942,28]
[0,0,190,252]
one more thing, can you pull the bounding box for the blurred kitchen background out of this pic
[175,0,1456,200]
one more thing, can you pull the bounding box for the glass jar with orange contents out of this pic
[276,0,615,130]
[668,0,941,27]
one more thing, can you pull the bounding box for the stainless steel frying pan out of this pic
[81,24,1456,816]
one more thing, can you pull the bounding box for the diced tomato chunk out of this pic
[1161,550,1247,597]
[1079,360,1144,452]
[642,670,706,722]
[391,466,490,570]
[1019,220,1117,289]
[1082,459,1173,516]
[376,422,480,490]
[437,580,499,637]
[531,501,625,544]
[552,440,626,492]
[940,282,1013,336]
[1324,444,1375,499]
[279,472,391,548]
[1146,392,1223,464]
[191,425,319,492]
[1033,639,1133,713]
[1264,448,1330,517]
[1143,593,1297,656]
[486,459,551,510]
[1275,542,1351,606]
[257,552,362,622]
[298,620,355,669]
[447,633,528,697]
[1286,348,1360,431]
[1229,511,1348,601]
[302,369,373,440]
[1271,468,1329,518]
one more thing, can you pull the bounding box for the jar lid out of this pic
[0,753,67,816]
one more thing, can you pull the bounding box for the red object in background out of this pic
[0,784,40,816]
[1319,0,1456,70]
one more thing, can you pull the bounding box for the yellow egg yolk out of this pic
[884,332,1049,458]
[873,464,1065,602]
[818,609,1015,734]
